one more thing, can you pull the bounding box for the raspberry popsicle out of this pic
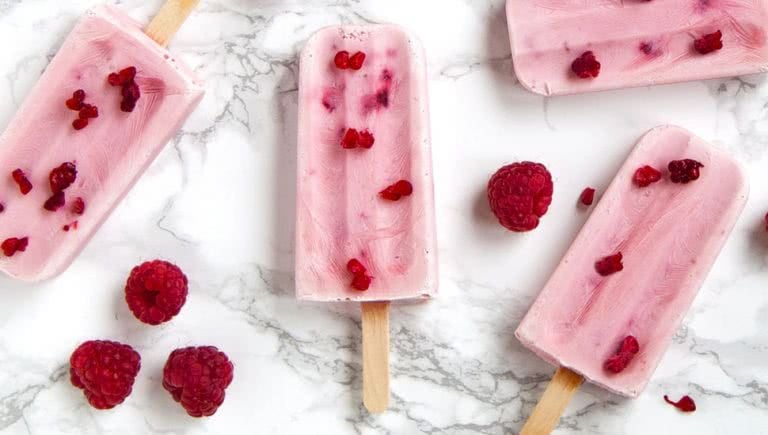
[296,25,437,412]
[0,1,203,281]
[506,0,768,95]
[517,126,748,434]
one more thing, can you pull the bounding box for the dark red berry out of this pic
[595,252,623,276]
[43,191,66,212]
[579,187,596,206]
[358,130,375,148]
[664,395,697,412]
[122,81,141,101]
[65,89,86,110]
[604,335,640,374]
[125,260,189,325]
[1,237,28,257]
[571,51,601,78]
[73,89,86,101]
[347,258,367,275]
[120,99,137,113]
[379,186,401,201]
[668,159,704,184]
[394,180,413,196]
[351,273,372,291]
[11,169,33,195]
[73,118,89,130]
[694,30,723,55]
[72,197,85,215]
[108,72,122,86]
[334,51,350,69]
[70,340,141,410]
[119,66,137,83]
[49,162,77,193]
[349,51,366,70]
[633,165,662,187]
[163,346,234,417]
[79,104,99,119]
[487,162,554,232]
[341,128,359,149]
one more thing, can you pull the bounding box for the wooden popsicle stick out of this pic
[521,367,584,435]
[362,301,390,413]
[144,0,201,47]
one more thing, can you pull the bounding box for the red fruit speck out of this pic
[125,260,189,325]
[11,169,33,195]
[119,67,137,84]
[43,191,66,212]
[1,237,28,257]
[120,99,137,113]
[358,130,375,148]
[72,197,85,215]
[347,258,367,275]
[79,104,99,119]
[334,51,350,69]
[341,128,360,149]
[380,180,413,201]
[580,187,596,206]
[571,51,601,79]
[669,159,704,184]
[70,340,141,410]
[349,51,366,70]
[351,273,372,291]
[633,165,662,187]
[163,346,234,417]
[49,162,77,193]
[595,252,624,276]
[604,335,640,374]
[0,203,4,213]
[487,162,554,232]
[73,118,89,130]
[694,30,723,55]
[66,97,84,111]
[122,81,141,101]
[664,395,697,412]
[108,72,122,86]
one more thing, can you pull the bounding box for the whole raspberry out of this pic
[125,260,188,325]
[487,162,554,232]
[69,340,141,409]
[571,51,601,78]
[668,159,704,184]
[163,346,234,417]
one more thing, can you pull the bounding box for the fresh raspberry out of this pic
[43,191,66,212]
[595,252,623,276]
[69,340,141,410]
[341,128,359,149]
[571,51,601,78]
[604,335,640,373]
[2,237,28,257]
[78,104,99,119]
[579,187,596,206]
[487,162,553,232]
[162,346,234,417]
[11,169,33,195]
[125,260,188,325]
[668,159,704,184]
[358,130,375,148]
[49,162,77,193]
[351,273,372,291]
[334,51,350,69]
[348,51,366,70]
[664,395,697,412]
[72,118,88,130]
[380,180,414,201]
[72,197,86,215]
[633,165,662,187]
[65,89,86,111]
[694,30,723,55]
[347,258,367,275]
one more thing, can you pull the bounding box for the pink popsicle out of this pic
[0,5,203,281]
[506,0,768,95]
[517,126,748,402]
[295,25,438,302]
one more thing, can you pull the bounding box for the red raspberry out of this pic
[347,258,367,275]
[579,187,596,206]
[72,197,86,215]
[595,252,624,276]
[163,346,234,417]
[571,51,601,78]
[664,395,697,412]
[49,162,77,193]
[633,165,662,187]
[351,273,372,291]
[69,340,141,409]
[358,130,375,148]
[125,260,188,325]
[2,237,28,257]
[43,191,66,212]
[11,169,33,195]
[487,162,553,232]
[72,118,89,130]
[604,335,640,373]
[348,51,366,70]
[334,51,350,69]
[341,128,359,149]
[694,30,723,55]
[668,159,704,184]
[380,180,414,201]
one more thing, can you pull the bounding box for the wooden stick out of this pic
[521,367,584,435]
[144,0,201,47]
[362,301,390,413]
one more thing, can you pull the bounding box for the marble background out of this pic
[0,0,767,434]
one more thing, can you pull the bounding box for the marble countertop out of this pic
[1,0,767,434]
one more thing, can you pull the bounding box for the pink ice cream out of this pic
[516,126,748,397]
[0,6,204,281]
[506,0,768,95]
[295,25,438,302]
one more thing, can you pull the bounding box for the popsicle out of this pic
[517,126,748,433]
[0,1,203,281]
[506,0,768,95]
[296,25,437,412]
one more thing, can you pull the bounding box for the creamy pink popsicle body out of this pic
[295,25,437,302]
[516,126,748,397]
[506,0,768,95]
[0,6,203,281]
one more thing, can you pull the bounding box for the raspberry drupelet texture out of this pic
[668,159,704,184]
[69,340,141,409]
[125,260,188,325]
[633,165,662,187]
[163,346,234,417]
[571,51,601,78]
[487,162,554,232]
[604,335,640,374]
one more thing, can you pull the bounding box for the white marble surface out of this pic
[0,0,767,434]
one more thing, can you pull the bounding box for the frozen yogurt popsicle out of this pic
[295,25,437,412]
[0,2,203,281]
[506,0,768,95]
[517,126,748,433]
